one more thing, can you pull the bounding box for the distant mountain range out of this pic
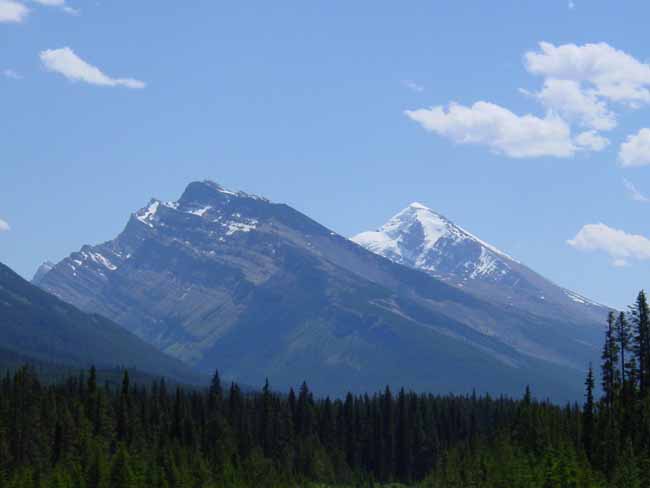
[33,180,607,400]
[0,262,200,384]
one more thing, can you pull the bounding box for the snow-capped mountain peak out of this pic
[407,201,431,210]
[352,203,515,282]
[353,203,609,329]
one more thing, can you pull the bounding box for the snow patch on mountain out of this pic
[188,206,212,217]
[224,219,258,235]
[136,200,160,227]
[88,252,117,271]
[202,180,269,202]
[564,289,602,307]
[469,247,504,279]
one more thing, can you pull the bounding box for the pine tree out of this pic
[396,388,413,483]
[116,371,131,444]
[616,312,632,386]
[260,378,274,458]
[632,291,650,396]
[582,364,595,462]
[381,386,395,481]
[208,369,223,413]
[87,366,97,395]
[602,312,620,412]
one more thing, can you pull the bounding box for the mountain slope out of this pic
[0,262,201,384]
[36,181,601,400]
[353,203,608,328]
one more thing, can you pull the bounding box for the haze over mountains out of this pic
[33,180,608,400]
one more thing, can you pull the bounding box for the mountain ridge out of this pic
[35,180,604,400]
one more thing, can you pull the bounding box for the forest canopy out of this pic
[1,291,649,487]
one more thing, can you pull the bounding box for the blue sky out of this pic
[2,0,650,309]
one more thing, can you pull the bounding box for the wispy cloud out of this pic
[0,0,29,23]
[31,0,78,15]
[40,47,146,89]
[568,223,650,267]
[623,177,650,203]
[3,68,22,79]
[568,0,576,10]
[402,80,424,93]
[619,128,650,167]
[0,0,79,24]
[0,219,10,232]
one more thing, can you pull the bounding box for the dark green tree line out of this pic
[4,292,650,487]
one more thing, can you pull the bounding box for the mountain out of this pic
[36,181,603,400]
[0,262,201,384]
[352,203,608,329]
[32,260,55,283]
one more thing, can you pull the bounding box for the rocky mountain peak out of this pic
[179,180,268,207]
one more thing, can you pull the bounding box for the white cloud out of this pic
[32,0,78,15]
[403,80,424,93]
[535,79,616,131]
[40,47,145,89]
[405,101,578,158]
[0,219,9,232]
[407,41,650,160]
[0,0,29,22]
[575,130,609,151]
[619,128,650,167]
[523,42,650,161]
[3,68,22,79]
[568,0,575,9]
[525,42,650,105]
[623,177,649,203]
[568,223,650,266]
